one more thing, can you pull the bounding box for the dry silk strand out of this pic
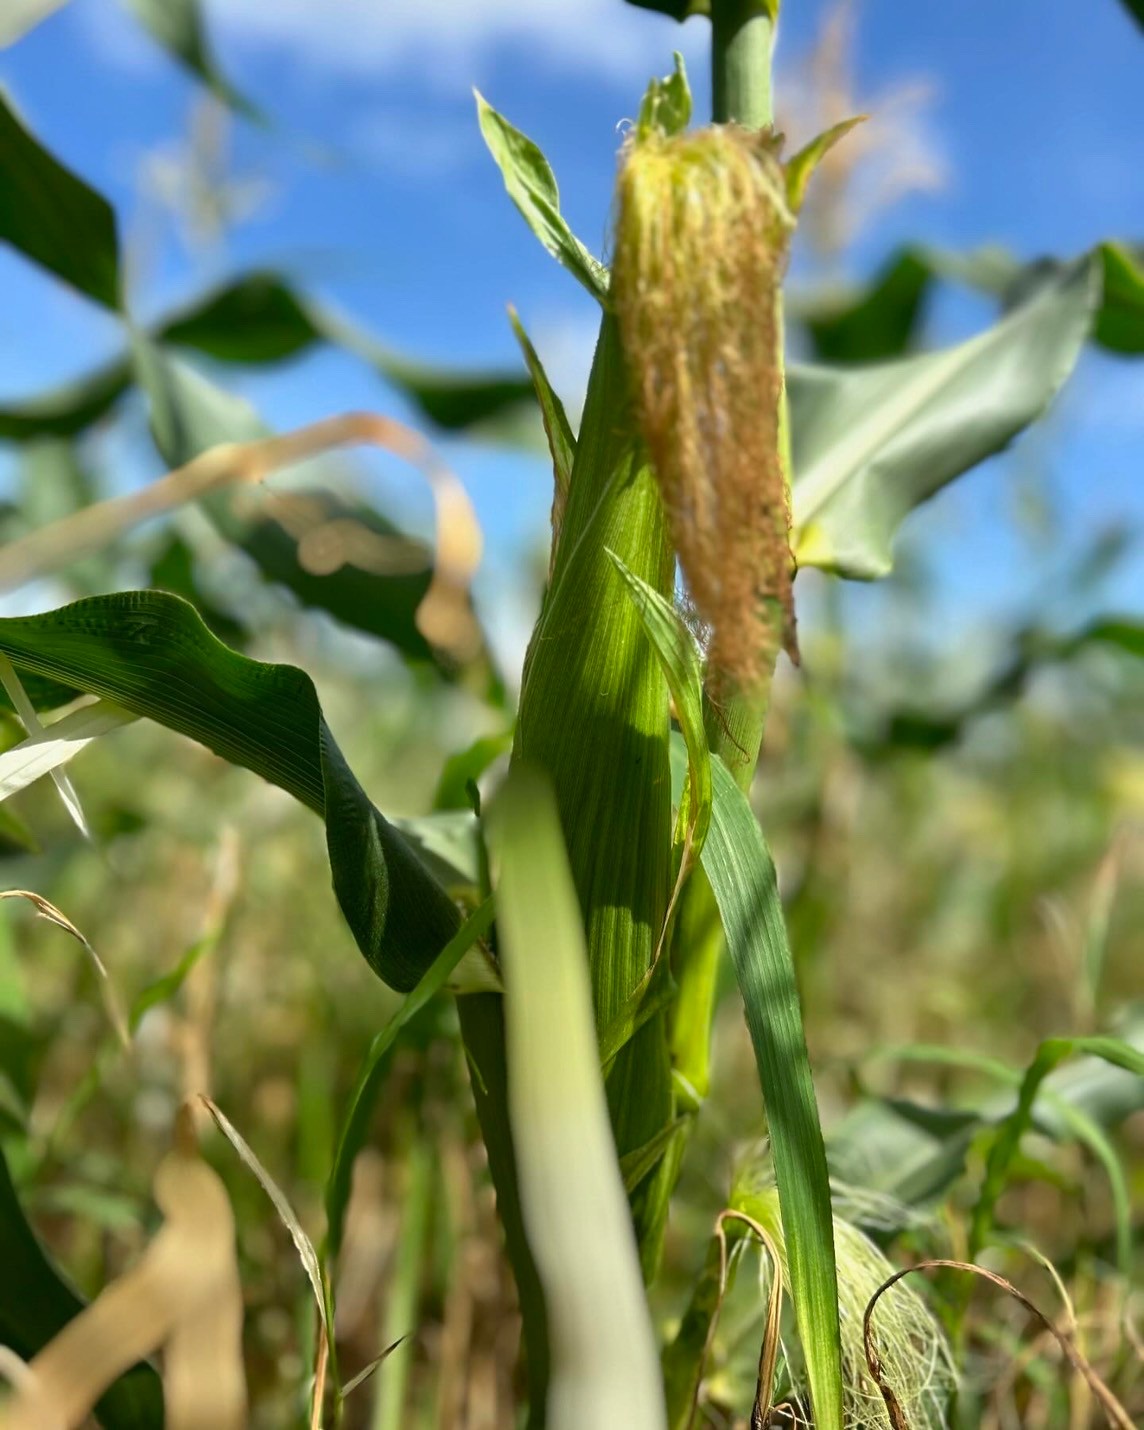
[613,124,797,695]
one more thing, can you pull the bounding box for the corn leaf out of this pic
[487,764,666,1430]
[800,248,933,363]
[0,700,136,803]
[970,1035,1144,1258]
[0,0,70,46]
[789,255,1098,579]
[509,307,575,501]
[325,897,495,1262]
[623,0,711,16]
[700,752,843,1430]
[0,270,537,442]
[121,0,260,119]
[0,1146,164,1429]
[0,590,473,994]
[798,240,1143,362]
[607,552,710,860]
[475,93,609,303]
[1118,0,1144,28]
[0,90,120,309]
[636,52,692,140]
[433,730,513,811]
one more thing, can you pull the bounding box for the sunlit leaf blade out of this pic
[700,753,843,1430]
[0,591,465,993]
[488,764,666,1430]
[789,255,1098,579]
[0,90,120,308]
[0,700,136,804]
[121,0,261,119]
[0,1146,164,1429]
[475,93,609,302]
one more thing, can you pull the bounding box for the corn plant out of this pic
[0,1,1141,1427]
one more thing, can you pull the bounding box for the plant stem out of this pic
[712,1,776,130]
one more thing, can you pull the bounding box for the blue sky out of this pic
[0,0,1141,672]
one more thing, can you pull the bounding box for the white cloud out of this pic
[205,0,707,88]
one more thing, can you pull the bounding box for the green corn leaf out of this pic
[623,0,711,16]
[487,764,666,1430]
[636,52,692,140]
[0,360,130,442]
[120,0,261,119]
[0,270,536,445]
[661,1235,725,1430]
[1095,241,1144,352]
[508,307,576,502]
[394,810,482,897]
[800,248,933,363]
[433,730,513,812]
[0,1146,164,1429]
[849,1036,1144,1270]
[784,117,866,216]
[0,89,120,309]
[607,552,711,860]
[789,255,1098,579]
[0,590,483,995]
[798,240,1144,362]
[701,752,843,1430]
[325,897,495,1264]
[970,1035,1144,1259]
[1117,0,1144,27]
[475,93,609,303]
[158,271,536,436]
[128,933,213,1035]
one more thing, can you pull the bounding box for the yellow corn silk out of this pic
[612,123,798,699]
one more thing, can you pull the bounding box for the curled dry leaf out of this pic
[0,410,483,664]
[863,1259,1135,1430]
[0,1105,246,1430]
[0,889,129,1048]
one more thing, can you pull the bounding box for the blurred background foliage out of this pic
[0,1,1141,1427]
